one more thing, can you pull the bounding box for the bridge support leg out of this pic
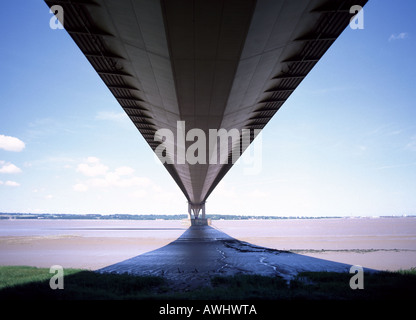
[187,203,192,219]
[201,203,206,219]
[188,202,209,225]
[194,208,200,219]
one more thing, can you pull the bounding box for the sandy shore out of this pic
[0,218,415,272]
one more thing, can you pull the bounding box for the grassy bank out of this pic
[0,266,415,300]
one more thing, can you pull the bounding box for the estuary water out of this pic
[0,217,415,271]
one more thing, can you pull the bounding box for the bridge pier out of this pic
[188,202,210,226]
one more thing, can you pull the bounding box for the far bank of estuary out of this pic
[1,212,414,220]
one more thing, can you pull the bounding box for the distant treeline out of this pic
[0,213,412,220]
[0,213,188,220]
[0,213,344,220]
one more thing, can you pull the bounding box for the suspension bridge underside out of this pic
[44,0,367,221]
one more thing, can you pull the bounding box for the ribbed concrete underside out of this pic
[44,0,367,207]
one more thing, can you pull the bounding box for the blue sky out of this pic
[0,0,415,216]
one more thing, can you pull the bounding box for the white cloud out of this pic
[0,162,22,174]
[129,189,148,198]
[24,162,33,168]
[95,111,127,122]
[73,183,88,192]
[248,189,269,198]
[0,135,25,152]
[389,32,408,41]
[214,181,237,198]
[376,162,416,170]
[76,158,109,177]
[406,136,416,151]
[45,194,53,199]
[86,177,110,188]
[86,156,100,164]
[86,175,151,188]
[4,180,20,187]
[73,158,161,193]
[115,166,135,176]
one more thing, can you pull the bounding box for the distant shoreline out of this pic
[0,213,414,220]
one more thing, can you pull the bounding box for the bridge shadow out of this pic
[99,225,374,287]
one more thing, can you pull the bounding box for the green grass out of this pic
[290,268,416,300]
[0,266,416,300]
[0,266,165,300]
